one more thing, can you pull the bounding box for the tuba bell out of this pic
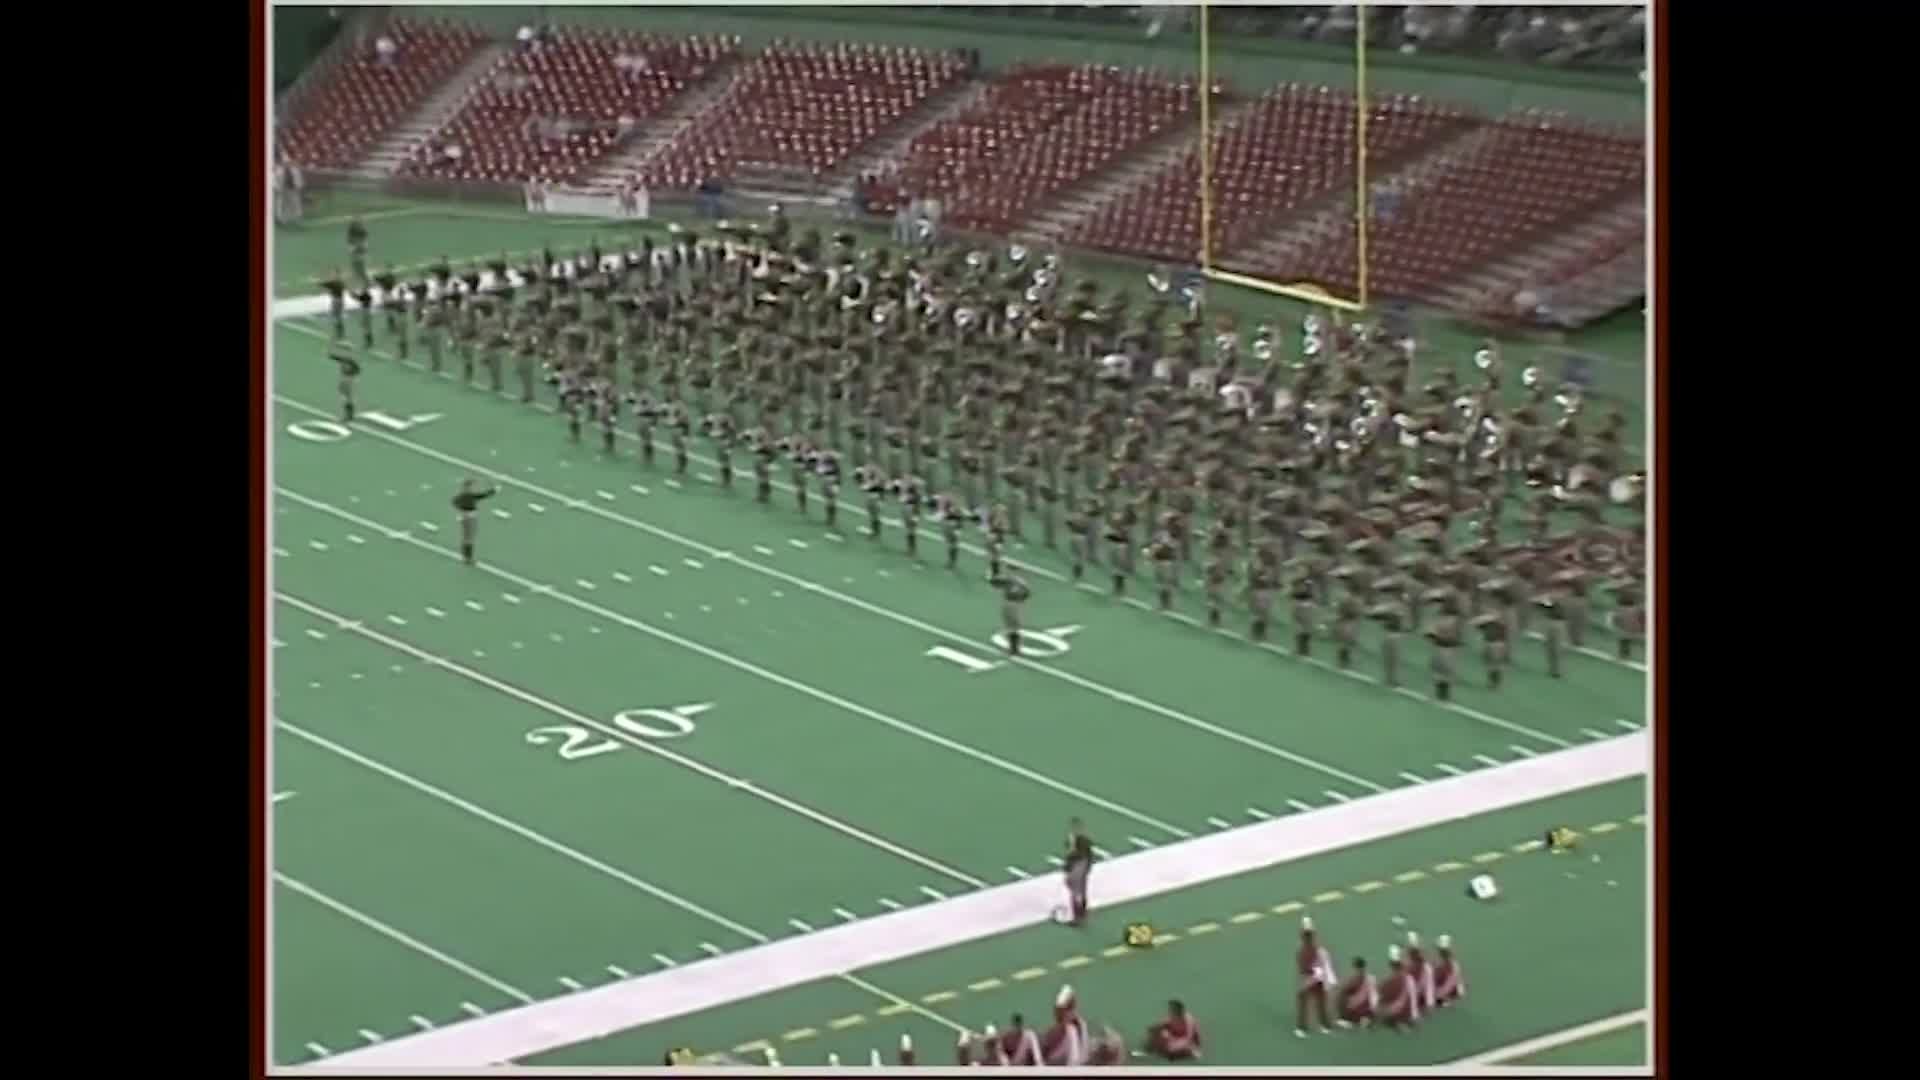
[1147,268,1171,294]
[1474,347,1494,370]
[1522,365,1542,388]
[1008,243,1029,265]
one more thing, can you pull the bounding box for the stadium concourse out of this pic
[268,5,1650,1071]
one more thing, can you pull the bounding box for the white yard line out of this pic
[1448,1009,1648,1065]
[278,486,1187,840]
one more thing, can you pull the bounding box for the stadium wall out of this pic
[434,4,1642,123]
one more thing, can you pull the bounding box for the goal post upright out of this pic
[1195,0,1371,318]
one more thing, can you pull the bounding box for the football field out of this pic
[268,205,1650,1069]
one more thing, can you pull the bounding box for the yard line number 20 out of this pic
[524,705,709,764]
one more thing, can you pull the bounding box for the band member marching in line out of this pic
[330,342,360,423]
[996,571,1031,659]
[935,492,963,569]
[1432,934,1467,1008]
[1336,956,1378,1028]
[894,1035,914,1066]
[319,268,347,339]
[894,476,924,556]
[855,464,886,540]
[1060,817,1094,925]
[451,478,499,566]
[1295,916,1335,1037]
[1143,999,1202,1060]
[816,447,842,526]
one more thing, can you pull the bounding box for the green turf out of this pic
[522,778,1645,1067]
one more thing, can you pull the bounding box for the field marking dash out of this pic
[272,637,286,648]
[1395,870,1429,883]
[274,547,290,557]
[919,886,947,901]
[1323,790,1351,803]
[649,565,669,576]
[1630,813,1647,825]
[967,978,1003,992]
[308,540,329,551]
[1312,890,1346,903]
[358,1030,383,1044]
[425,606,446,619]
[1399,770,1426,784]
[574,578,598,591]
[781,1027,817,1042]
[492,508,510,519]
[1473,851,1506,864]
[1352,880,1387,894]
[652,953,678,968]
[464,600,484,612]
[683,558,704,569]
[595,490,616,501]
[1006,866,1031,879]
[417,521,438,532]
[753,545,776,555]
[699,473,717,483]
[346,534,366,545]
[557,976,584,991]
[1246,807,1272,820]
[1433,860,1469,873]
[829,1014,867,1030]
[528,503,546,513]
[1616,718,1641,731]
[1514,839,1547,852]
[548,632,564,642]
[833,907,859,922]
[825,533,845,543]
[612,571,633,583]
[1590,821,1621,834]
[1103,944,1132,957]
[409,1015,434,1032]
[1093,845,1113,859]
[876,1003,912,1018]
[1434,763,1466,776]
[630,484,651,495]
[1272,901,1304,915]
[1474,753,1502,767]
[788,918,815,933]
[734,1039,774,1054]
[1047,855,1066,867]
[272,791,297,804]
[1286,798,1314,812]
[1012,966,1049,981]
[304,628,327,640]
[606,964,631,979]
[877,897,903,911]
[305,1043,330,1059]
[1207,816,1233,829]
[501,592,520,604]
[383,613,407,626]
[1187,922,1220,936]
[1509,744,1538,758]
[1582,727,1609,740]
[1128,836,1153,849]
[788,538,809,549]
[1229,911,1264,924]
[460,1002,486,1018]
[1058,955,1093,969]
[699,942,723,956]
[664,478,682,489]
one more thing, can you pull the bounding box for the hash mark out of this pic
[606,964,631,978]
[753,545,776,555]
[683,558,704,570]
[1399,771,1426,784]
[492,509,510,519]
[699,942,723,956]
[304,628,327,641]
[612,572,633,583]
[833,907,858,922]
[595,490,616,501]
[501,593,520,604]
[308,540,329,552]
[1509,744,1537,758]
[460,1002,485,1018]
[1128,836,1153,849]
[1323,790,1351,803]
[877,898,903,911]
[1434,763,1466,776]
[919,885,947,901]
[1616,718,1641,731]
[788,918,815,933]
[1582,727,1609,740]
[425,607,446,619]
[410,1015,434,1032]
[653,953,677,968]
[1247,807,1272,820]
[305,1043,330,1058]
[465,600,484,612]
[575,579,598,591]
[1287,798,1313,811]
[1207,816,1233,830]
[346,534,366,545]
[649,565,669,576]
[630,485,650,495]
[358,1030,383,1044]
[417,521,438,533]
[1006,866,1031,879]
[557,976,584,991]
[1473,753,1502,767]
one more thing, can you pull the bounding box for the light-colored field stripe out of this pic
[272,791,298,804]
[788,918,815,933]
[1582,727,1610,740]
[1207,816,1233,829]
[606,964,631,979]
[833,907,859,922]
[1433,860,1469,873]
[1474,753,1502,767]
[1187,922,1220,936]
[1509,744,1538,758]
[596,490,616,502]
[1103,944,1132,957]
[1590,821,1621,834]
[877,898,903,911]
[1058,955,1092,969]
[359,1030,383,1044]
[1352,881,1387,894]
[492,508,510,519]
[1013,966,1049,981]
[698,943,724,957]
[278,486,1188,841]
[664,478,682,489]
[1616,718,1641,731]
[1395,870,1428,884]
[418,521,439,533]
[460,1002,486,1018]
[574,578,597,591]
[1514,839,1547,852]
[274,547,291,557]
[1450,1009,1648,1066]
[304,628,327,640]
[612,571,633,583]
[281,400,1397,791]
[1323,790,1351,803]
[1129,836,1153,849]
[306,1042,331,1058]
[1312,890,1345,903]
[652,953,677,968]
[1399,770,1425,784]
[1093,845,1113,859]
[1272,901,1304,916]
[1286,798,1314,812]
[527,503,546,514]
[649,565,668,576]
[630,484,650,496]
[1006,866,1031,880]
[753,545,776,555]
[919,886,947,902]
[788,538,809,549]
[1246,807,1272,820]
[409,1015,434,1032]
[1229,911,1264,924]
[308,540,329,551]
[425,606,446,619]
[968,977,1004,992]
[279,590,987,889]
[829,1014,867,1030]
[274,872,536,1004]
[384,614,407,626]
[557,976,584,991]
[1047,855,1065,867]
[346,533,367,545]
[1473,851,1505,864]
[501,593,520,604]
[277,720,771,944]
[464,600,484,612]
[1434,763,1466,776]
[921,991,958,1004]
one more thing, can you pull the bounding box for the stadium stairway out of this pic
[347,41,509,181]
[1437,193,1644,315]
[1542,246,1644,327]
[1020,99,1255,246]
[1222,121,1506,287]
[823,78,990,202]
[581,55,747,193]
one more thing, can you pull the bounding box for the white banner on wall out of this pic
[525,183,650,220]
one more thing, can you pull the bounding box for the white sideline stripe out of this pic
[277,486,1184,840]
[319,735,1646,1068]
[277,590,986,889]
[274,872,535,1006]
[270,395,1388,795]
[1447,1008,1649,1066]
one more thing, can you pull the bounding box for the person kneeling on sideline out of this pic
[1144,999,1202,1060]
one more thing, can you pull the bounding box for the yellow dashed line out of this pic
[1012,967,1049,981]
[1059,955,1093,969]
[1432,860,1468,873]
[1352,881,1387,894]
[1151,933,1181,945]
[922,991,959,1005]
[1272,901,1304,916]
[1312,890,1346,903]
[877,1003,912,1017]
[1102,945,1132,958]
[1513,839,1547,853]
[968,978,1004,993]
[1229,911,1265,924]
[1187,922,1221,936]
[733,1040,771,1055]
[828,1014,867,1031]
[1394,870,1428,884]
[1473,851,1505,864]
[781,1028,817,1042]
[1590,821,1621,834]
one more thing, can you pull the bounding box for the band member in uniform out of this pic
[997,572,1031,658]
[856,465,886,539]
[330,342,360,422]
[817,449,841,526]
[935,493,962,568]
[1148,531,1178,610]
[319,268,347,339]
[598,383,621,455]
[515,333,539,404]
[1290,581,1318,657]
[1379,945,1421,1031]
[1061,818,1094,925]
[1143,1000,1201,1060]
[1432,934,1466,1007]
[994,1014,1042,1066]
[1295,916,1335,1037]
[1337,956,1378,1028]
[1473,611,1510,689]
[666,401,691,474]
[894,1035,914,1066]
[1404,931,1437,1013]
[629,390,658,465]
[895,477,923,556]
[451,478,499,566]
[1040,986,1090,1065]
